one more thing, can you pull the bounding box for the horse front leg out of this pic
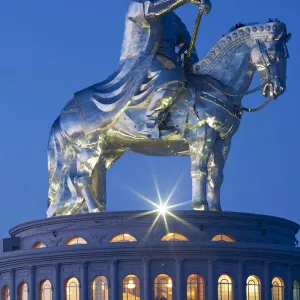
[189,125,217,211]
[207,137,231,211]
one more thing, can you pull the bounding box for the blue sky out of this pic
[0,0,299,239]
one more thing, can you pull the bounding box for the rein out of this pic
[204,77,273,113]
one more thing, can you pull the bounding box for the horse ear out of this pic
[285,33,292,43]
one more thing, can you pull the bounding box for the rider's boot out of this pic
[139,84,184,138]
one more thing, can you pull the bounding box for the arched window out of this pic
[18,282,28,300]
[246,275,261,300]
[122,275,140,300]
[2,285,10,300]
[294,280,300,300]
[154,274,173,300]
[161,233,189,242]
[110,234,137,243]
[272,277,284,300]
[212,235,235,242]
[218,275,233,300]
[33,242,47,249]
[65,277,80,300]
[92,276,108,300]
[187,274,205,300]
[65,237,87,246]
[39,280,52,300]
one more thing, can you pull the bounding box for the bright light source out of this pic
[158,204,168,215]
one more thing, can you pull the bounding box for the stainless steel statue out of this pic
[47,0,290,217]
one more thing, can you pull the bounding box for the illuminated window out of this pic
[18,282,28,300]
[218,275,233,300]
[294,280,300,300]
[154,274,173,300]
[161,233,189,242]
[2,285,10,300]
[187,274,205,300]
[212,235,235,242]
[65,277,80,300]
[246,276,261,300]
[66,237,87,246]
[272,277,284,300]
[110,234,137,243]
[122,275,140,300]
[39,280,52,300]
[33,242,47,249]
[92,276,108,300]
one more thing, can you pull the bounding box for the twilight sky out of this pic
[0,0,299,239]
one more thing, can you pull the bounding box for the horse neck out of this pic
[196,38,257,102]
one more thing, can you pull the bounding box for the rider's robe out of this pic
[71,0,198,135]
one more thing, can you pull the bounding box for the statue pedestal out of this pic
[1,211,300,299]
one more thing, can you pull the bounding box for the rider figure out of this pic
[140,0,212,137]
[74,0,212,138]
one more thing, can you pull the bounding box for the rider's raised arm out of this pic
[173,13,199,64]
[144,0,190,19]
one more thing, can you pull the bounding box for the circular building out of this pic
[0,210,300,300]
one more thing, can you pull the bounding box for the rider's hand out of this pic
[190,0,212,15]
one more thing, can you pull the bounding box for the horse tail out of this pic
[47,117,78,217]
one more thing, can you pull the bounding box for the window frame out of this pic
[218,274,233,300]
[18,282,29,300]
[110,233,137,243]
[246,275,261,300]
[65,277,80,300]
[154,274,173,300]
[65,237,88,246]
[39,279,52,300]
[92,276,109,300]
[1,285,10,300]
[187,274,205,300]
[272,277,284,300]
[161,233,189,242]
[122,274,140,300]
[211,234,236,242]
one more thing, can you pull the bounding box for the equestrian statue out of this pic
[47,0,291,217]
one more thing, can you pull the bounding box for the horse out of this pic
[47,20,290,217]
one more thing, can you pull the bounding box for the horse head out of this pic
[250,20,291,99]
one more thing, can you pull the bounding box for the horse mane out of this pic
[193,20,286,75]
[229,19,276,32]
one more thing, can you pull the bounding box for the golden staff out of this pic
[184,7,204,72]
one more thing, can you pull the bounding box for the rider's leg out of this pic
[189,124,217,211]
[143,81,185,138]
[207,137,231,211]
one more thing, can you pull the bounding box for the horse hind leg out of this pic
[90,150,125,210]
[74,139,108,213]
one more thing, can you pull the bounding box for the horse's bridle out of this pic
[199,39,275,115]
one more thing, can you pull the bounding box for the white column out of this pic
[287,264,293,300]
[208,259,216,300]
[264,261,271,300]
[52,263,61,300]
[80,262,88,299]
[176,258,184,300]
[143,257,151,300]
[29,266,36,300]
[237,260,245,300]
[9,269,16,300]
[110,259,118,300]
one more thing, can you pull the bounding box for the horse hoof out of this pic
[209,206,222,212]
[192,202,209,211]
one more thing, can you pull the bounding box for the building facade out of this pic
[0,210,299,300]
